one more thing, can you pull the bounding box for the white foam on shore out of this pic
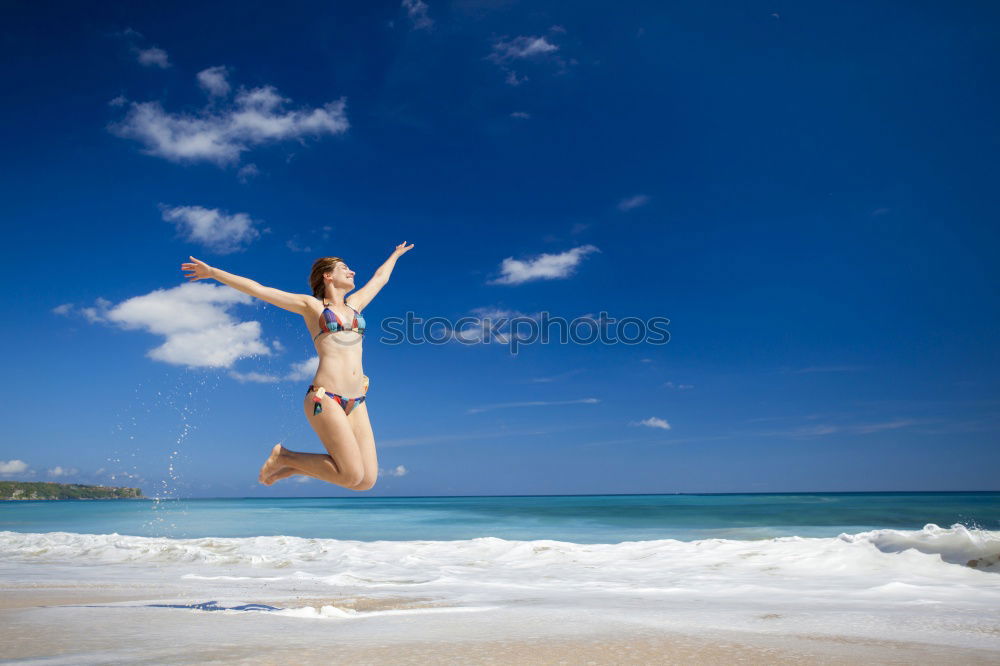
[2,523,997,576]
[2,524,999,650]
[272,604,500,620]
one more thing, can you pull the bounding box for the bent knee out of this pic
[350,477,377,492]
[339,466,366,489]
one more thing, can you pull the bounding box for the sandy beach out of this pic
[3,501,998,664]
[3,583,999,665]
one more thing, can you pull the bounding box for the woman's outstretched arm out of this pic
[181,256,312,315]
[346,241,414,312]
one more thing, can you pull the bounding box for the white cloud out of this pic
[54,298,112,323]
[286,236,312,253]
[117,28,169,70]
[161,204,261,254]
[617,194,650,211]
[664,381,693,390]
[489,35,559,61]
[768,424,840,437]
[402,0,433,29]
[109,95,128,107]
[147,321,266,368]
[505,71,527,86]
[286,356,319,381]
[488,30,567,85]
[381,465,408,477]
[197,66,231,97]
[440,306,549,345]
[467,398,599,414]
[756,419,921,438]
[109,77,349,166]
[82,298,112,323]
[229,371,282,383]
[95,282,270,369]
[452,306,519,344]
[136,46,170,69]
[489,245,599,285]
[510,111,531,119]
[635,417,671,430]
[47,466,79,478]
[0,460,29,475]
[237,163,259,184]
[852,419,920,434]
[225,356,318,384]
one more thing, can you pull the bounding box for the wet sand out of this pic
[2,585,998,665]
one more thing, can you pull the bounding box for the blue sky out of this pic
[1,1,997,498]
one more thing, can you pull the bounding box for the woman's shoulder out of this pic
[305,296,326,314]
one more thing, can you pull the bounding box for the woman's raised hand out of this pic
[393,241,415,256]
[181,256,215,281]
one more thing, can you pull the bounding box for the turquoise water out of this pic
[2,492,998,542]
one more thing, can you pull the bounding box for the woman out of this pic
[181,241,413,491]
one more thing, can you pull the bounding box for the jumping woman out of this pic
[180,242,413,491]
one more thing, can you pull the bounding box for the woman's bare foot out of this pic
[265,467,299,484]
[258,444,286,485]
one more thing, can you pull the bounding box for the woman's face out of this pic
[327,261,356,289]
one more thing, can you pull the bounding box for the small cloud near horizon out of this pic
[0,459,31,475]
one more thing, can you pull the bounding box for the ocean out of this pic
[2,491,1000,541]
[2,492,999,663]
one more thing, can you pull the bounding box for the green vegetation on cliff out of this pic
[0,481,144,500]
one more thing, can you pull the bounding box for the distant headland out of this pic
[0,481,144,500]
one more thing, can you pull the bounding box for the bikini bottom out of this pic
[307,375,369,417]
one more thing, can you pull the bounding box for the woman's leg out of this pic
[258,395,366,488]
[345,401,378,491]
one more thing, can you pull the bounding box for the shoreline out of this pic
[2,585,999,665]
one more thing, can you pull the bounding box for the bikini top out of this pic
[314,300,366,340]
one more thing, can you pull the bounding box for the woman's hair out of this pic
[309,256,344,300]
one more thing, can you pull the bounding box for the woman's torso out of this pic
[303,298,365,395]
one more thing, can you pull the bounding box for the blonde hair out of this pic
[309,256,344,300]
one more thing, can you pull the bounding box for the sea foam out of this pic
[3,525,1000,649]
[1,523,998,572]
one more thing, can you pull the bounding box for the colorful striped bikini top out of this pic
[314,301,366,340]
